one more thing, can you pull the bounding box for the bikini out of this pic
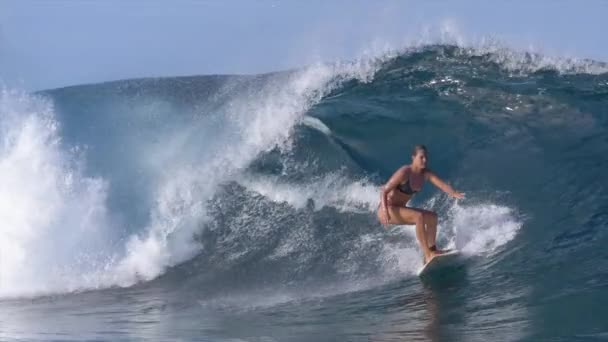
[395,169,438,252]
[397,169,422,195]
[397,178,420,195]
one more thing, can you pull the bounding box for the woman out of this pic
[377,145,464,264]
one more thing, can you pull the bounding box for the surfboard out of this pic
[417,250,462,277]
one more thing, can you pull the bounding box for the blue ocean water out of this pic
[0,45,607,341]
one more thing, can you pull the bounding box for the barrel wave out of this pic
[0,45,607,341]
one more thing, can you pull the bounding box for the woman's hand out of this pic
[379,167,409,227]
[383,204,390,226]
[449,190,465,199]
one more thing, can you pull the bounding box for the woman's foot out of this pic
[429,245,446,255]
[424,251,440,264]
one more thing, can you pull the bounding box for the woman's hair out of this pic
[411,144,427,157]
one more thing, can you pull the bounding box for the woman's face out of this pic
[412,150,427,169]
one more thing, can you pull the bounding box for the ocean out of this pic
[1,44,607,341]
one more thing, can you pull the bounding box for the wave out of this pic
[1,42,606,299]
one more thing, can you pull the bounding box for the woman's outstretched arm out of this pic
[425,170,465,199]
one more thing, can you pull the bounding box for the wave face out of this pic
[1,45,607,341]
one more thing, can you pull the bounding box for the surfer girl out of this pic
[377,144,464,263]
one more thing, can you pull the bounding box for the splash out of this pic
[0,89,116,297]
[0,57,388,297]
[113,61,387,285]
[448,202,523,256]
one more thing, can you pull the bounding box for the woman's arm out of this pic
[381,166,409,224]
[425,170,465,199]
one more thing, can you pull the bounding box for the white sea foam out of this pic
[239,173,379,213]
[241,173,523,277]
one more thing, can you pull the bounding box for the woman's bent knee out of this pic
[424,211,437,222]
[414,211,424,224]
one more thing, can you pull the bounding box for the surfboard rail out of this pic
[417,250,462,276]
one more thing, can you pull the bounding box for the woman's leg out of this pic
[378,206,437,262]
[421,210,439,250]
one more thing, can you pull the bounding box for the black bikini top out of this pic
[397,179,419,195]
[397,168,424,195]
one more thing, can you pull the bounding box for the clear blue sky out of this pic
[1,0,607,91]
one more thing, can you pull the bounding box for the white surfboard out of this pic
[417,250,462,277]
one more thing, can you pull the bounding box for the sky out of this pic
[1,0,607,91]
